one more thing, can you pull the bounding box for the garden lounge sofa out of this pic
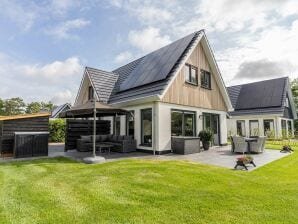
[76,135,137,153]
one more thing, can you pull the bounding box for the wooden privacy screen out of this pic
[0,116,49,155]
[65,119,111,151]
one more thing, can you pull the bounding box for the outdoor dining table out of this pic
[245,137,258,153]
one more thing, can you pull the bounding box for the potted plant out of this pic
[198,129,213,150]
[235,155,256,170]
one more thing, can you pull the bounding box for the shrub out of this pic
[198,128,213,142]
[49,119,66,142]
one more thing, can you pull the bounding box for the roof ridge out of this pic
[112,30,204,72]
[228,76,288,88]
[86,66,116,75]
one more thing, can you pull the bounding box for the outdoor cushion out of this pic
[107,134,113,141]
[111,135,118,142]
[123,136,133,141]
[117,135,125,141]
[80,136,91,142]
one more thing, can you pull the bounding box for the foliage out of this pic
[0,97,55,116]
[26,102,42,114]
[237,155,253,163]
[265,139,298,151]
[291,78,298,110]
[49,119,66,142]
[0,154,297,223]
[1,97,26,115]
[198,128,213,142]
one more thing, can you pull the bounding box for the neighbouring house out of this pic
[227,77,297,138]
[74,30,233,154]
[51,103,71,119]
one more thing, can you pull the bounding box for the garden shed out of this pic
[0,113,50,158]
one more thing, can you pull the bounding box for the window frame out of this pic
[263,119,274,136]
[249,120,259,137]
[141,108,153,147]
[126,110,135,138]
[171,109,196,137]
[200,69,211,89]
[236,120,246,137]
[88,86,94,100]
[184,63,198,86]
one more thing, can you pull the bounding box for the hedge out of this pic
[49,119,66,142]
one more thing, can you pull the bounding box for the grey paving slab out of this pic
[1,143,291,172]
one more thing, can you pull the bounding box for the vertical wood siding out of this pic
[162,43,227,111]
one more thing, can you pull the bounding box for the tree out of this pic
[41,101,54,112]
[3,97,26,115]
[26,102,42,114]
[291,78,298,133]
[0,98,4,115]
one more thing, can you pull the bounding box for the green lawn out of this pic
[0,153,297,224]
[266,139,298,151]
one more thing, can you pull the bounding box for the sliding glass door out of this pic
[141,108,152,146]
[236,120,245,136]
[171,110,196,136]
[203,113,220,145]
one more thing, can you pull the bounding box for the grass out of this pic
[265,139,298,151]
[0,154,297,224]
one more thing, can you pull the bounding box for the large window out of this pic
[281,119,287,138]
[287,120,292,137]
[184,64,198,85]
[200,70,211,89]
[141,108,152,146]
[236,120,245,136]
[126,111,134,138]
[171,110,196,136]
[263,119,274,137]
[88,86,94,100]
[115,116,121,136]
[249,120,259,137]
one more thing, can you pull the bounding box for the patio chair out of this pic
[232,136,248,153]
[250,136,266,153]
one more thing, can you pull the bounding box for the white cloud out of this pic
[128,27,171,53]
[0,54,83,104]
[114,51,133,64]
[0,0,38,31]
[51,90,73,105]
[216,19,298,85]
[45,18,90,40]
[109,0,174,24]
[50,0,79,15]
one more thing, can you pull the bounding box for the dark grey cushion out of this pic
[123,136,133,141]
[118,135,125,141]
[80,136,91,142]
[111,135,118,142]
[107,134,113,141]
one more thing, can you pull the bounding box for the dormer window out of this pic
[88,86,94,100]
[184,64,198,85]
[201,69,211,89]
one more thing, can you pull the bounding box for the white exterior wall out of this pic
[227,115,295,138]
[157,102,228,152]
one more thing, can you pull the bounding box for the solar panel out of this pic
[119,32,197,91]
[235,78,285,109]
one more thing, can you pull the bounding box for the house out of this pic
[74,30,233,154]
[51,103,71,119]
[227,77,297,138]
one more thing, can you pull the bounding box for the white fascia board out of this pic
[200,35,233,111]
[85,69,100,101]
[229,113,282,119]
[74,68,87,106]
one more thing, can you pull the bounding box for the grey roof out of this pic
[109,30,202,103]
[86,67,119,103]
[51,103,71,118]
[227,77,288,116]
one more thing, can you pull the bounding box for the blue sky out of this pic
[0,0,298,105]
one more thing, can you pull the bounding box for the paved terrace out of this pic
[47,143,291,171]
